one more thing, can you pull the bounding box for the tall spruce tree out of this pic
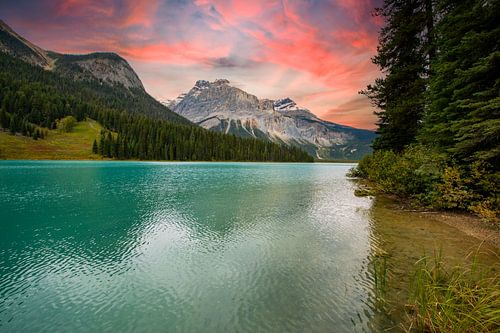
[362,0,435,151]
[419,0,500,168]
[92,139,98,154]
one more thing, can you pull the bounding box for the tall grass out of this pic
[371,254,389,299]
[407,250,500,332]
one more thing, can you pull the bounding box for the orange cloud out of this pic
[119,42,231,64]
[322,96,377,130]
[1,0,383,129]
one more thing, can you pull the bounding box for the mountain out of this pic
[49,52,145,90]
[169,79,376,159]
[0,20,53,69]
[0,19,142,90]
[0,20,312,162]
[0,19,186,123]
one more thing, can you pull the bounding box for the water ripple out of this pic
[1,161,382,332]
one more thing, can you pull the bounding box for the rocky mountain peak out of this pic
[214,79,230,85]
[169,79,376,160]
[194,79,230,89]
[194,80,210,89]
[273,98,297,111]
[54,52,145,90]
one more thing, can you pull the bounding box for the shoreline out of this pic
[378,194,499,249]
[0,158,354,164]
[421,211,499,249]
[354,179,499,249]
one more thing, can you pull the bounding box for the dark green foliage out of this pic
[362,0,435,151]
[0,52,312,162]
[356,0,499,219]
[94,113,312,161]
[354,146,499,218]
[0,107,8,128]
[92,139,98,154]
[57,116,77,132]
[419,0,500,168]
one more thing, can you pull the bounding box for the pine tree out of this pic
[92,139,98,154]
[0,107,8,129]
[362,0,436,151]
[419,0,500,167]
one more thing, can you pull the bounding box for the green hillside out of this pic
[0,119,102,160]
[0,53,313,162]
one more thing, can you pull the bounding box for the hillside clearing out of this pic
[0,119,103,160]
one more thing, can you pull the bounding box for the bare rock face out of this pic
[53,53,145,90]
[0,20,53,69]
[170,80,376,160]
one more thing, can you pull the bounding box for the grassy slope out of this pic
[0,119,103,160]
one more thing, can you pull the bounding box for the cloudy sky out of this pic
[1,0,383,129]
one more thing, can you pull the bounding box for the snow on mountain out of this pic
[170,79,375,160]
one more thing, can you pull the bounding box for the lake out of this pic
[0,161,497,332]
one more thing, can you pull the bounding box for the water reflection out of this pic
[0,161,445,332]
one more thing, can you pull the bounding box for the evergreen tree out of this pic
[0,107,8,128]
[419,0,500,167]
[362,0,435,151]
[0,52,313,163]
[92,139,98,154]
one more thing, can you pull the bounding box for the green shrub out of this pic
[353,145,445,199]
[56,116,77,133]
[436,166,474,209]
[435,163,499,219]
[351,146,499,220]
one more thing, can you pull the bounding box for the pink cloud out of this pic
[322,96,377,130]
[55,0,157,28]
[120,0,159,27]
[333,29,378,52]
[1,0,382,129]
[119,42,231,64]
[55,0,115,18]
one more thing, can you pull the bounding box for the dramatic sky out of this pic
[1,0,383,129]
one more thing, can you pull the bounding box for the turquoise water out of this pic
[1,161,382,332]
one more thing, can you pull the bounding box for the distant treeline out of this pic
[354,0,499,218]
[0,53,313,162]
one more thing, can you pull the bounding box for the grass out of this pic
[407,250,500,332]
[0,118,103,160]
[372,254,389,298]
[371,248,500,332]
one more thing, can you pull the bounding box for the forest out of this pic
[353,0,499,219]
[0,53,313,162]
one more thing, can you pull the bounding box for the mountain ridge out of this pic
[0,19,53,69]
[169,79,375,159]
[0,20,143,91]
[0,19,187,123]
[0,19,375,160]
